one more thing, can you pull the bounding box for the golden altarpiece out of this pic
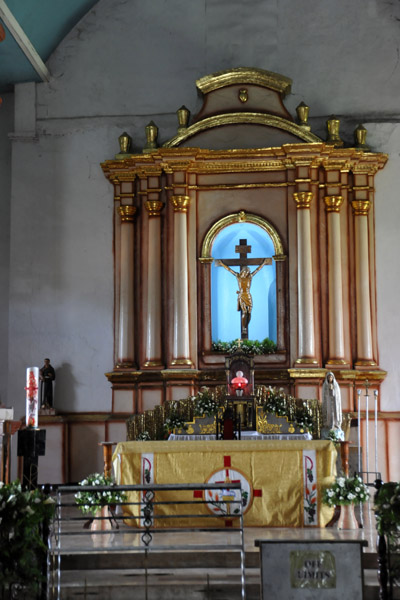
[101,68,387,430]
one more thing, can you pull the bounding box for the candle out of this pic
[357,389,361,474]
[365,384,370,480]
[25,367,39,427]
[374,390,378,475]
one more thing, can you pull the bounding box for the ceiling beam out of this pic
[0,0,51,83]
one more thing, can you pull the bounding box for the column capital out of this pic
[324,195,344,213]
[171,195,190,212]
[118,205,137,222]
[145,200,164,217]
[293,191,313,209]
[351,200,371,216]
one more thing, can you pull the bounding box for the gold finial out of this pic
[296,102,310,131]
[236,338,243,348]
[143,121,159,154]
[116,131,133,159]
[177,105,190,133]
[326,116,344,147]
[238,88,248,103]
[354,124,370,151]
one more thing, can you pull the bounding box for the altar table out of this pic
[112,440,336,528]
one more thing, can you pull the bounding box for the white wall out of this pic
[6,0,400,423]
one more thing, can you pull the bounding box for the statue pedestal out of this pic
[17,428,46,489]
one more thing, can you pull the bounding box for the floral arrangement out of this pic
[193,386,219,417]
[326,428,345,444]
[263,386,287,416]
[0,480,55,595]
[211,337,277,355]
[262,387,316,434]
[295,406,315,433]
[74,473,127,517]
[136,431,151,441]
[322,475,369,507]
[163,413,188,436]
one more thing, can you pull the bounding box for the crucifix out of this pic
[214,239,272,339]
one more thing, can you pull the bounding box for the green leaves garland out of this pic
[211,337,277,355]
[0,480,55,594]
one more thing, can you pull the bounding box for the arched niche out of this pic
[199,211,287,361]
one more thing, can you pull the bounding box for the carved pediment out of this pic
[164,67,321,149]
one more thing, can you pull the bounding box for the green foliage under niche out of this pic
[211,337,277,355]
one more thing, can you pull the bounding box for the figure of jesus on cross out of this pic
[214,239,272,340]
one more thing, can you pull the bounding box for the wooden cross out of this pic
[217,239,272,340]
[220,239,272,270]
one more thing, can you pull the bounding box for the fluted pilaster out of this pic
[144,200,164,367]
[352,200,375,365]
[116,205,136,367]
[170,196,193,366]
[324,196,347,365]
[293,192,317,364]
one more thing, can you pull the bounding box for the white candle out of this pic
[25,367,39,427]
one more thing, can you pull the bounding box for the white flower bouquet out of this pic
[74,473,127,517]
[323,475,369,506]
[193,387,219,417]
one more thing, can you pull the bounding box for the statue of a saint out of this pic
[321,371,343,440]
[40,358,56,409]
[215,259,269,335]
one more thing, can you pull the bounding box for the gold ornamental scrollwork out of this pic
[145,200,164,217]
[293,191,313,210]
[201,211,285,260]
[170,195,190,213]
[163,113,321,148]
[351,200,371,216]
[196,67,292,96]
[118,205,137,222]
[324,196,344,213]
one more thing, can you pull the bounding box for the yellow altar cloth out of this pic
[113,440,336,528]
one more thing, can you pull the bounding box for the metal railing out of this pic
[48,482,246,600]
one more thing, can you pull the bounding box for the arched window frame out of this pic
[198,211,287,363]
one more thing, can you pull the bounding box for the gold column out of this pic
[144,199,164,367]
[116,205,136,367]
[170,195,193,367]
[293,192,317,364]
[324,196,347,365]
[352,200,375,366]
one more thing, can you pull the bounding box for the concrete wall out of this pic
[6,0,400,476]
[0,93,13,406]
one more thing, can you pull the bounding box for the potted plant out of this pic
[74,473,127,529]
[322,474,369,529]
[0,480,55,598]
[375,481,400,594]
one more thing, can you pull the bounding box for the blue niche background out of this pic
[211,222,277,342]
